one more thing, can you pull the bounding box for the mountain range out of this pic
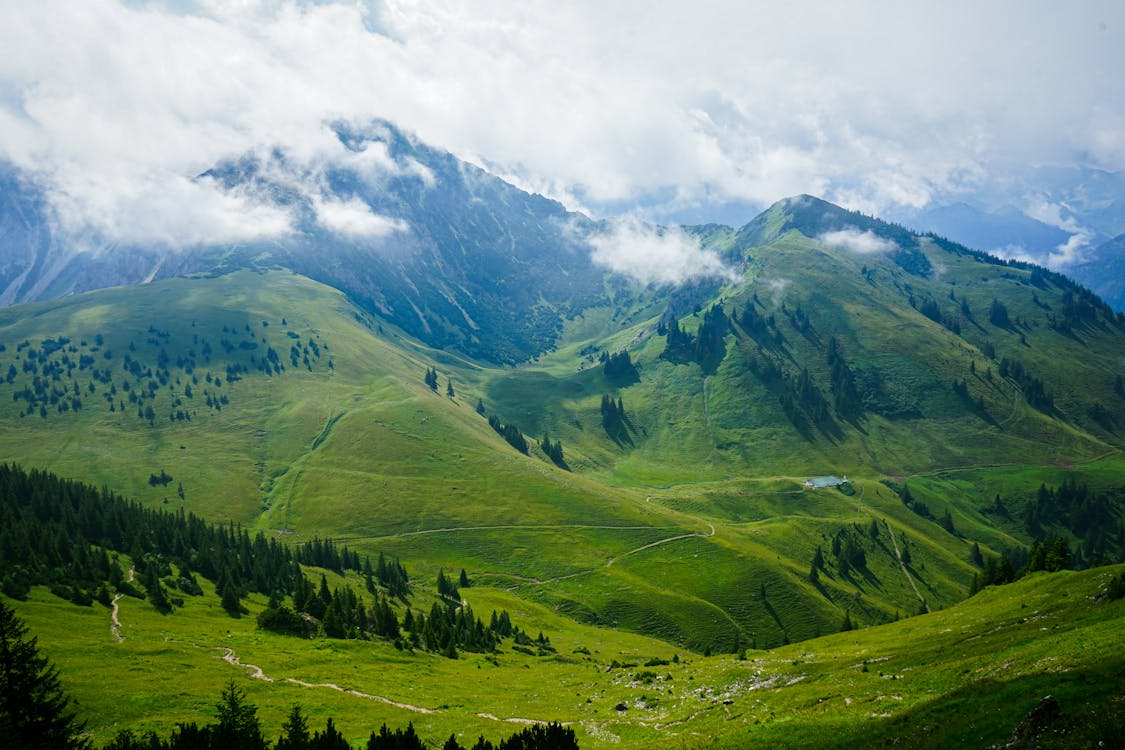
[0,120,1123,748]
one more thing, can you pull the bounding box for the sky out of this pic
[1,0,1123,264]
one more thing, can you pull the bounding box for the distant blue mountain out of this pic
[908,202,1071,259]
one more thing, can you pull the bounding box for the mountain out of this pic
[1068,233,1125,312]
[0,195,1122,649]
[907,201,1071,259]
[1,124,1124,748]
[1,122,643,363]
[893,196,1125,313]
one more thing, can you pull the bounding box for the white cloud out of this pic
[818,228,898,255]
[312,196,407,238]
[49,170,294,250]
[760,276,791,309]
[1023,195,1095,268]
[0,0,1122,246]
[990,244,1038,265]
[582,217,736,286]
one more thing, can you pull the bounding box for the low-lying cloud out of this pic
[818,227,898,255]
[583,217,737,286]
[1,1,1121,248]
[312,196,407,239]
[47,171,295,250]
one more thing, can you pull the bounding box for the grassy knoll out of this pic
[0,259,1122,666]
[6,564,1122,748]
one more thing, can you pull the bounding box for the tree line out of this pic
[100,680,578,749]
[0,463,384,616]
[0,601,579,750]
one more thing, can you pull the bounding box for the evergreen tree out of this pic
[970,543,984,567]
[220,571,242,615]
[940,509,956,535]
[0,599,91,749]
[312,717,349,750]
[446,379,455,398]
[276,704,311,750]
[213,679,266,750]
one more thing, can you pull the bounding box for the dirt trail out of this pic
[109,566,135,643]
[284,678,434,713]
[885,520,928,613]
[329,524,674,543]
[606,523,716,567]
[219,648,274,681]
[476,712,566,725]
[215,646,433,713]
[509,523,716,590]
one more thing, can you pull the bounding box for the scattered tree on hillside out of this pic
[599,394,632,446]
[970,543,984,567]
[0,599,91,749]
[601,350,639,386]
[213,680,267,750]
[539,434,566,469]
[826,338,863,421]
[940,509,956,535]
[989,298,1011,328]
[274,705,310,750]
[446,379,455,398]
[424,367,438,391]
[437,569,460,602]
[487,415,529,454]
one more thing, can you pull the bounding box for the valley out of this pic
[1,178,1123,749]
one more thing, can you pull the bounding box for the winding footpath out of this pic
[215,646,559,721]
[885,520,929,613]
[507,522,716,590]
[109,566,135,644]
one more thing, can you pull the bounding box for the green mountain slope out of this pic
[0,232,1122,657]
[6,557,1122,748]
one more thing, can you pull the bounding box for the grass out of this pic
[0,240,1123,746]
[0,267,1120,652]
[7,564,1122,748]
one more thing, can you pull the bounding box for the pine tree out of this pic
[0,599,91,748]
[213,679,266,749]
[276,704,311,750]
[312,717,349,750]
[970,543,984,567]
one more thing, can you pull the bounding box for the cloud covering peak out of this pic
[818,228,898,255]
[1,1,1122,247]
[582,218,736,286]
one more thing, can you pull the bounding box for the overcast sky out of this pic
[1,0,1122,252]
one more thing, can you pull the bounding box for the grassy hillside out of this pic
[5,563,1122,748]
[0,256,1122,655]
[0,197,1123,747]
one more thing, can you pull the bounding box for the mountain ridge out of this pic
[4,120,1122,366]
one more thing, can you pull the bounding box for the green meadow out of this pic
[1,201,1123,748]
